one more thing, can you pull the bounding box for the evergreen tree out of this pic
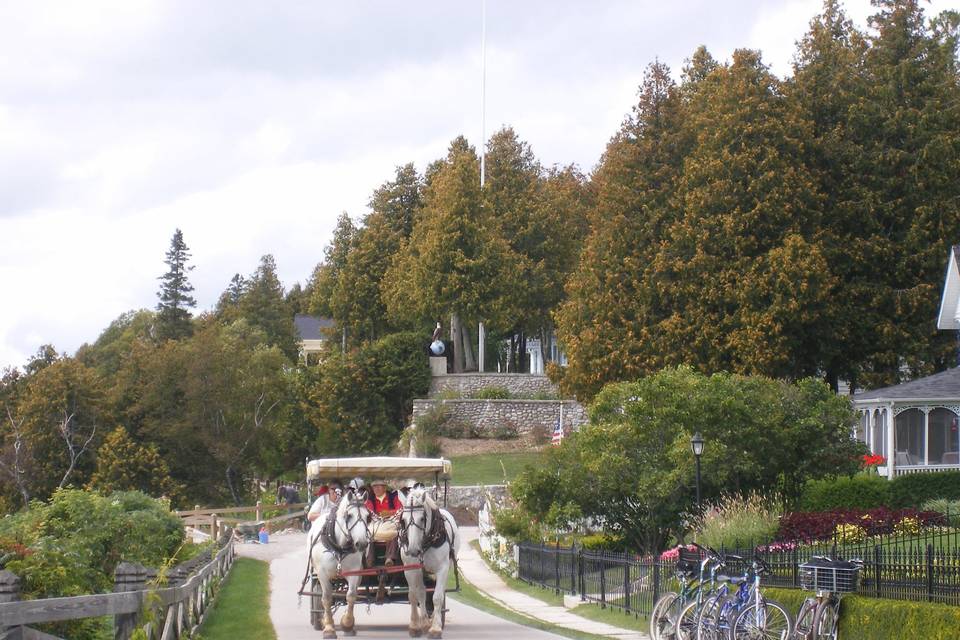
[330,164,424,344]
[214,273,246,323]
[239,255,299,360]
[309,212,356,318]
[155,229,196,341]
[382,137,522,372]
[556,61,687,399]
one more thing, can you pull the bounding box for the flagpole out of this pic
[559,401,564,443]
[480,0,486,189]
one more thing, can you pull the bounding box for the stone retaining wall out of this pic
[429,373,558,398]
[412,398,587,436]
[445,484,510,511]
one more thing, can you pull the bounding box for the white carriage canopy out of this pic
[306,457,452,482]
[852,367,960,478]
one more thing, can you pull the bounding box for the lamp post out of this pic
[691,432,705,514]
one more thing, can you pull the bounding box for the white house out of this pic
[852,244,960,478]
[295,314,334,364]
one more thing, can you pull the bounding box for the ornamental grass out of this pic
[691,492,782,550]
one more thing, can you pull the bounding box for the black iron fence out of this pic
[517,528,960,613]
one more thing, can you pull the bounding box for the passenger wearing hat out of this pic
[365,479,401,566]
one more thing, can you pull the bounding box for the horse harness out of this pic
[399,505,449,556]
[319,495,370,562]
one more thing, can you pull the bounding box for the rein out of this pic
[399,504,448,555]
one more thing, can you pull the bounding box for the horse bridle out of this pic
[398,501,447,557]
[321,492,371,560]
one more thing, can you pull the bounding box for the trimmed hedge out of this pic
[766,588,960,640]
[799,474,890,511]
[889,471,960,508]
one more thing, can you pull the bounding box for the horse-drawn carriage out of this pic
[298,456,461,639]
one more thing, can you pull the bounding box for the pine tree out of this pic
[555,61,687,399]
[382,137,522,372]
[155,229,196,341]
[239,255,299,360]
[309,212,356,319]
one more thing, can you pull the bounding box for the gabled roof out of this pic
[853,367,960,402]
[295,314,334,341]
[937,244,960,330]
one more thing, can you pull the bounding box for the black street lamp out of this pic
[691,432,705,513]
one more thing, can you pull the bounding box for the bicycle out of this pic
[793,556,862,640]
[721,556,793,640]
[675,549,744,639]
[651,543,719,640]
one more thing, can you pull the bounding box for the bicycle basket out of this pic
[676,547,702,576]
[799,560,860,593]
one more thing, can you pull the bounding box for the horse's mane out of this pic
[423,490,438,511]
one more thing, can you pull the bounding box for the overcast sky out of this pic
[1,0,955,370]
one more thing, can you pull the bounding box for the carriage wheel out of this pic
[311,577,323,631]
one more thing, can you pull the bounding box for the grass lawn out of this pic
[198,557,277,640]
[448,571,608,640]
[467,539,651,634]
[450,451,543,486]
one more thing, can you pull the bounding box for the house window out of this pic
[872,409,886,458]
[928,408,960,465]
[895,409,924,465]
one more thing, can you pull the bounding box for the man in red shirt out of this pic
[365,480,401,565]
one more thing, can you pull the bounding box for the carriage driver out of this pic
[365,479,401,566]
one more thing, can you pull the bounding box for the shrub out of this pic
[492,504,543,542]
[488,419,520,440]
[799,474,890,511]
[471,386,512,399]
[400,404,447,456]
[889,471,960,508]
[530,423,552,446]
[777,507,945,541]
[692,493,782,549]
[0,489,184,640]
[579,532,630,552]
[765,588,960,640]
[921,498,960,526]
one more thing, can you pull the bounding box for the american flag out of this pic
[551,413,564,445]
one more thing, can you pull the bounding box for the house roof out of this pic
[937,244,960,330]
[853,367,960,402]
[295,314,334,341]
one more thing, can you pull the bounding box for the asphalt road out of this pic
[253,531,567,640]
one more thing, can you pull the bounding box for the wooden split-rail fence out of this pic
[0,529,235,640]
[175,501,309,539]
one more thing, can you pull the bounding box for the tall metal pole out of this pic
[480,0,486,189]
[695,455,702,514]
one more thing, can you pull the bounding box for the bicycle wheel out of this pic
[812,602,838,640]
[730,599,794,640]
[793,598,817,640]
[651,592,680,640]
[695,594,725,640]
[676,598,702,640]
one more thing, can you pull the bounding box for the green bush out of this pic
[889,471,960,508]
[0,489,185,640]
[492,504,543,542]
[400,404,447,456]
[692,493,782,549]
[578,532,630,552]
[471,386,512,399]
[766,588,960,640]
[799,474,890,511]
[921,498,960,526]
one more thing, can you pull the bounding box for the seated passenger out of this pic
[307,480,342,523]
[365,479,401,565]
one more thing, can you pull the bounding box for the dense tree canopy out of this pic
[512,367,861,552]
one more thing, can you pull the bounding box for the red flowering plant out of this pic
[777,507,945,542]
[861,454,886,472]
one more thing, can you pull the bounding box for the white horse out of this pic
[308,490,372,638]
[399,487,460,639]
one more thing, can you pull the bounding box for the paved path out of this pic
[235,528,648,639]
[238,530,567,639]
[456,528,649,640]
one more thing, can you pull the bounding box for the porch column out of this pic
[866,410,873,452]
[923,407,931,466]
[886,404,895,479]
